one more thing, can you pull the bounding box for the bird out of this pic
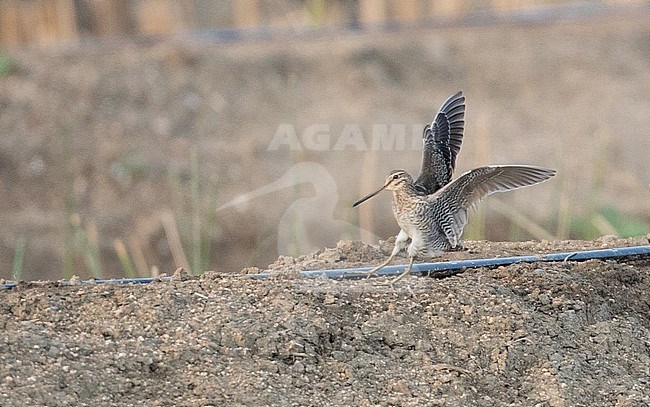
[353,165,556,282]
[353,91,556,282]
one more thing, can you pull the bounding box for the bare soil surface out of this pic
[1,237,649,406]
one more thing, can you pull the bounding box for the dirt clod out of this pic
[171,267,191,281]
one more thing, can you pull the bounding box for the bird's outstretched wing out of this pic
[428,165,556,246]
[413,91,465,196]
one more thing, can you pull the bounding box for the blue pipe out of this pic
[245,245,650,279]
[0,276,171,290]
[2,245,649,289]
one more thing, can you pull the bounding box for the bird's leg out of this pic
[366,230,409,278]
[391,256,415,285]
[365,252,396,278]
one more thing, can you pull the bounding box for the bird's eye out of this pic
[392,174,400,180]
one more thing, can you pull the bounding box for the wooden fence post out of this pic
[430,0,467,17]
[0,0,21,46]
[359,0,386,25]
[391,0,419,22]
[83,0,131,36]
[136,0,193,35]
[233,0,259,27]
[40,0,78,44]
[0,0,77,46]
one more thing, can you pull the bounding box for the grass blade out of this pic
[161,211,190,272]
[12,237,26,281]
[191,148,201,275]
[114,239,137,278]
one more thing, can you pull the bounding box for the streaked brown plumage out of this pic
[353,93,556,283]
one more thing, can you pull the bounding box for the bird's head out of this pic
[353,170,412,207]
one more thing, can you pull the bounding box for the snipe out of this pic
[354,92,556,282]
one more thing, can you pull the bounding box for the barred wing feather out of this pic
[414,91,465,196]
[428,165,556,246]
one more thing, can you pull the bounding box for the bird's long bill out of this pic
[352,184,387,207]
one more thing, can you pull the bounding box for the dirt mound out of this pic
[1,238,649,405]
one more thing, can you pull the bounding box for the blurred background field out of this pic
[0,0,649,281]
